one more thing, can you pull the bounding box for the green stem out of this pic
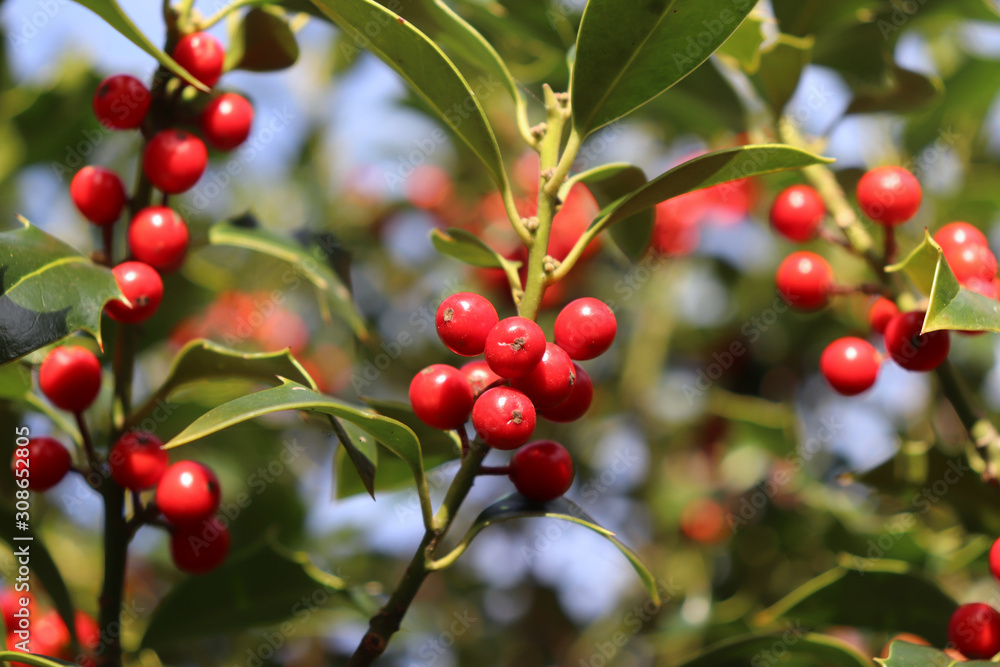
[347,443,490,665]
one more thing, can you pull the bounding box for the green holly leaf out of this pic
[141,540,347,648]
[332,418,378,499]
[755,33,814,113]
[0,216,125,365]
[70,0,207,90]
[125,339,317,430]
[446,494,659,604]
[360,397,462,458]
[308,0,511,195]
[876,640,990,666]
[571,0,755,137]
[561,163,653,262]
[591,145,831,239]
[886,230,1000,333]
[225,7,300,72]
[207,214,368,341]
[675,632,873,667]
[0,506,78,649]
[430,228,521,270]
[753,557,956,645]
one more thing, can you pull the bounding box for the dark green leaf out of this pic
[207,215,368,341]
[330,417,377,498]
[0,217,125,364]
[308,0,511,193]
[676,632,873,667]
[877,640,989,666]
[562,163,653,262]
[593,145,831,237]
[430,228,520,270]
[0,363,30,399]
[226,7,300,72]
[360,397,462,458]
[753,557,956,645]
[756,33,814,113]
[846,65,942,115]
[126,339,317,429]
[70,0,207,90]
[141,540,346,648]
[452,494,659,603]
[0,507,77,648]
[571,0,755,136]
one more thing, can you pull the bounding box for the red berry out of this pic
[934,221,988,257]
[156,461,221,527]
[128,207,189,271]
[542,363,593,422]
[38,346,102,413]
[990,536,1000,584]
[171,32,225,88]
[680,498,729,544]
[405,165,453,210]
[71,611,101,654]
[69,167,126,225]
[461,360,501,398]
[92,74,150,130]
[884,310,950,372]
[509,441,574,502]
[948,603,1000,659]
[0,589,33,633]
[484,317,547,379]
[769,185,825,242]
[547,184,602,262]
[105,261,163,324]
[435,292,499,356]
[201,93,254,150]
[10,611,69,662]
[408,364,474,430]
[867,297,899,335]
[511,343,576,409]
[650,194,702,256]
[554,298,617,361]
[946,243,998,284]
[170,516,231,574]
[472,387,536,450]
[819,337,880,396]
[775,251,833,310]
[109,431,169,490]
[143,129,208,194]
[12,437,72,491]
[856,166,922,226]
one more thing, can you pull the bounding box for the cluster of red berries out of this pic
[23,345,230,574]
[2,589,100,666]
[408,293,616,501]
[945,538,1000,659]
[769,166,973,395]
[70,32,254,324]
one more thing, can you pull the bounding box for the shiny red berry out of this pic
[105,261,163,324]
[201,93,254,150]
[934,221,988,257]
[946,243,998,284]
[0,589,34,633]
[509,441,574,503]
[542,363,593,423]
[171,32,225,88]
[769,185,825,242]
[12,437,71,491]
[554,298,617,361]
[819,337,880,396]
[884,310,950,372]
[775,251,833,310]
[989,536,1000,584]
[143,129,208,194]
[38,346,102,413]
[170,516,231,574]
[128,207,189,271]
[948,603,1000,659]
[472,387,536,450]
[109,431,169,490]
[92,74,150,130]
[484,317,546,379]
[867,297,899,335]
[511,343,576,410]
[856,166,922,226]
[408,364,474,430]
[69,166,126,225]
[461,360,501,398]
[156,461,221,527]
[436,292,498,356]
